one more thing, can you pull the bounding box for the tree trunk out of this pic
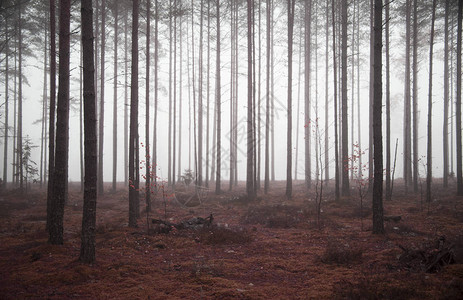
[145,0,151,212]
[17,3,23,192]
[426,0,436,204]
[172,0,177,187]
[385,0,391,200]
[41,28,48,189]
[324,0,329,184]
[215,0,221,194]
[153,0,159,188]
[168,0,173,186]
[341,0,349,196]
[129,0,139,227]
[412,0,418,193]
[3,17,9,188]
[372,0,384,235]
[98,0,106,195]
[305,0,312,190]
[112,2,118,193]
[331,0,340,201]
[79,0,98,264]
[205,0,210,188]
[403,0,412,191]
[49,0,71,244]
[46,0,56,230]
[264,0,271,194]
[124,7,128,184]
[443,0,450,188]
[198,0,204,187]
[456,0,462,195]
[247,0,255,199]
[286,0,296,199]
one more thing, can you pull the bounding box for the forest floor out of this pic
[1,180,463,299]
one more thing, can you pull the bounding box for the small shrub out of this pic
[321,241,363,265]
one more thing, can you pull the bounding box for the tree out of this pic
[403,0,412,191]
[129,0,139,227]
[264,0,271,194]
[304,0,312,190]
[145,0,151,212]
[426,0,436,204]
[153,0,158,190]
[80,0,98,264]
[215,0,221,194]
[443,0,450,188]
[412,0,418,193]
[341,0,349,196]
[331,0,340,201]
[247,0,255,200]
[372,0,384,234]
[385,0,391,200]
[49,0,71,244]
[286,0,296,199]
[46,0,56,231]
[97,0,106,195]
[112,1,118,193]
[456,0,462,195]
[3,15,9,189]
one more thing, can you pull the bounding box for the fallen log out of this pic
[152,214,214,233]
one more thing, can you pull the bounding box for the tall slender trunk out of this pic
[206,0,210,188]
[172,0,177,187]
[247,0,255,199]
[80,36,84,192]
[178,13,183,185]
[356,0,362,179]
[145,0,151,211]
[331,0,340,201]
[341,0,349,196]
[286,0,296,199]
[372,0,384,234]
[80,0,98,264]
[168,0,173,186]
[385,0,391,200]
[129,0,140,227]
[324,0,329,184]
[198,0,204,187]
[229,0,235,190]
[403,0,411,191]
[153,0,159,187]
[41,28,48,189]
[46,0,56,230]
[456,0,462,195]
[443,0,450,188]
[98,0,106,195]
[257,0,262,190]
[49,0,71,244]
[124,8,129,184]
[17,4,23,192]
[412,0,418,193]
[215,0,221,194]
[295,17,302,181]
[112,2,118,192]
[305,0,312,190]
[3,17,9,188]
[426,0,436,203]
[264,0,271,194]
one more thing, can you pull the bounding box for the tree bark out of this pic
[372,0,384,234]
[129,0,140,227]
[247,0,255,199]
[215,0,221,194]
[112,2,118,193]
[426,0,436,204]
[456,0,462,195]
[341,0,349,196]
[331,0,340,201]
[443,0,450,188]
[385,0,391,200]
[46,0,56,230]
[305,0,312,190]
[79,0,98,264]
[98,0,106,195]
[145,0,151,211]
[286,0,296,199]
[49,0,71,244]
